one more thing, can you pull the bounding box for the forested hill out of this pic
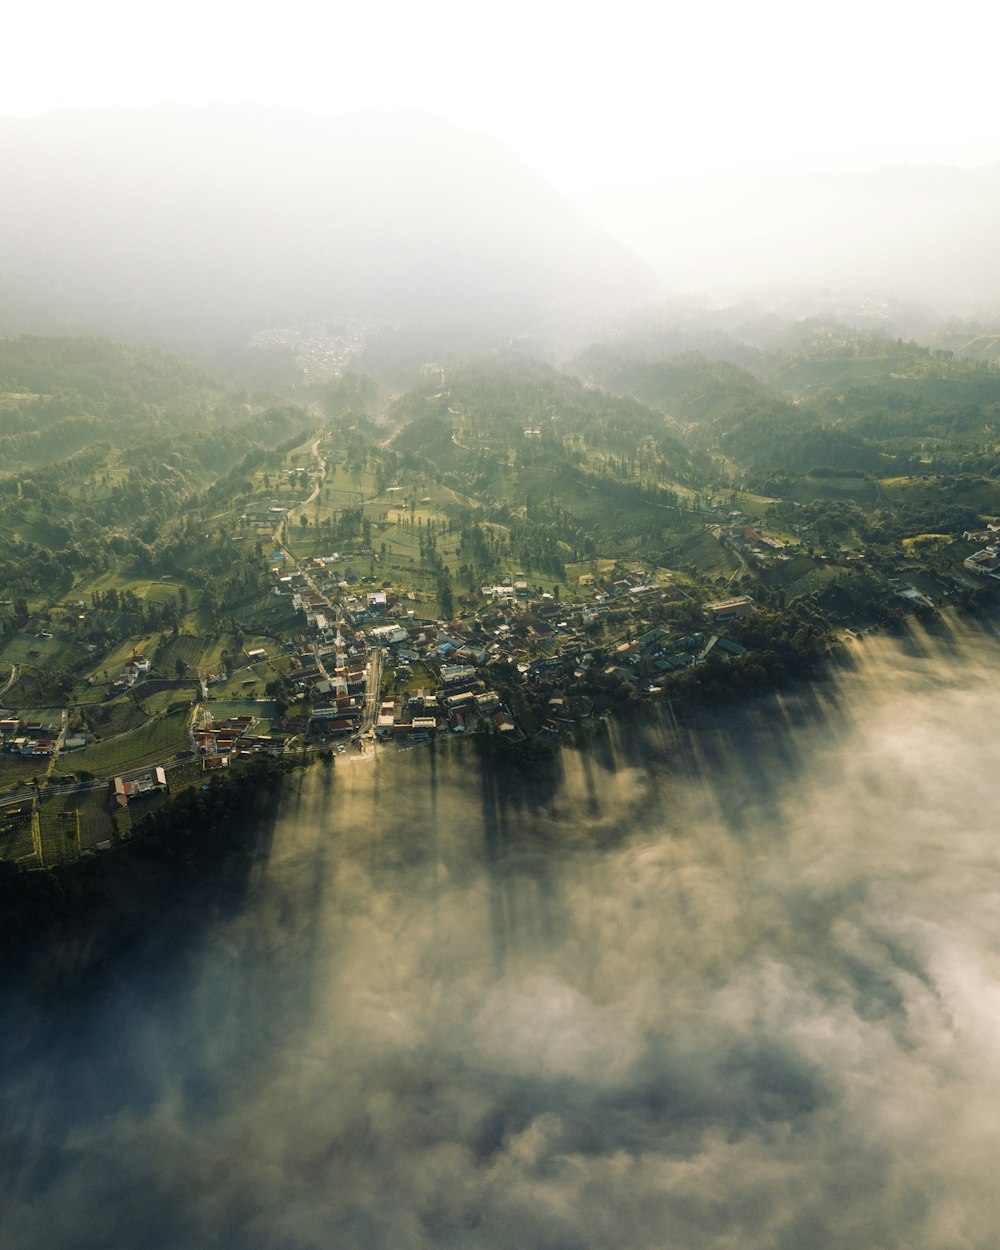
[0,336,229,473]
[572,327,1000,477]
[0,335,307,647]
[389,356,707,489]
[0,335,216,402]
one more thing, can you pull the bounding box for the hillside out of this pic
[4,330,1000,869]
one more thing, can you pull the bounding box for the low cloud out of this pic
[4,622,1000,1248]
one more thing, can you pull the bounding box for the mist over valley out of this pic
[4,23,1000,1245]
[0,105,653,355]
[5,622,1000,1248]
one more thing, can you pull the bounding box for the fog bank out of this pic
[586,163,1000,318]
[4,619,1000,1248]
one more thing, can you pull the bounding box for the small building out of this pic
[440,664,478,686]
[704,596,753,622]
[109,767,168,808]
[444,690,477,711]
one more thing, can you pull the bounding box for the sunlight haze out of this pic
[8,0,999,192]
[7,5,1000,1248]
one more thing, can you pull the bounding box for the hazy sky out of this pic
[7,0,999,193]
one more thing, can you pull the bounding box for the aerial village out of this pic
[268,553,753,750]
[0,558,759,867]
[6,421,968,871]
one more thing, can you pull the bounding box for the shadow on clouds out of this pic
[4,617,1000,1248]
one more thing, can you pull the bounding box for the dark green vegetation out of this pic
[3,319,1000,870]
[0,754,296,963]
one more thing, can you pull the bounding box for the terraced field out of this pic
[37,794,83,866]
[83,697,150,740]
[0,754,46,793]
[63,710,191,777]
[0,804,38,867]
[155,633,208,673]
[204,699,278,722]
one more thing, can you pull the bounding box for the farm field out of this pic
[8,707,62,729]
[203,698,280,721]
[0,804,38,867]
[155,633,207,674]
[0,754,42,793]
[61,710,192,778]
[0,633,83,668]
[880,476,1000,514]
[81,696,150,740]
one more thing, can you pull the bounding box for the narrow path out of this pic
[0,663,19,699]
[272,434,328,566]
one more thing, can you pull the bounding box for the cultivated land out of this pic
[3,326,1000,866]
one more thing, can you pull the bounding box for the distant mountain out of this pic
[0,105,656,351]
[585,164,1000,319]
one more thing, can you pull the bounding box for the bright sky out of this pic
[6,0,999,193]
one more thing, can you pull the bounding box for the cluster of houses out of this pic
[601,626,746,686]
[194,714,288,764]
[0,717,58,757]
[963,523,1000,579]
[109,767,167,807]
[375,686,519,742]
[713,522,789,565]
[109,654,151,692]
[271,552,761,744]
[302,644,370,739]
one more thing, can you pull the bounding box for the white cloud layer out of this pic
[7,0,1000,190]
[5,619,1000,1246]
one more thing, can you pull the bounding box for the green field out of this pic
[95,634,160,675]
[668,531,741,579]
[82,696,149,740]
[0,636,89,693]
[383,660,437,696]
[210,670,273,699]
[0,804,38,866]
[155,633,207,673]
[0,753,42,792]
[202,698,279,721]
[782,563,844,600]
[9,755,226,866]
[758,554,819,587]
[37,790,87,865]
[138,687,196,716]
[880,476,1000,514]
[781,475,880,505]
[7,706,63,729]
[63,710,191,778]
